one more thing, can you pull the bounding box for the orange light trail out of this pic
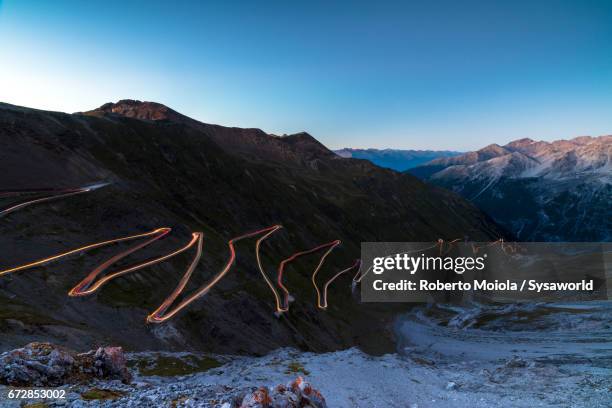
[0,188,77,197]
[0,188,89,217]
[253,225,285,313]
[0,228,170,277]
[471,238,522,254]
[319,259,361,310]
[439,238,462,255]
[147,225,284,323]
[148,225,354,319]
[276,240,341,312]
[0,219,355,321]
[471,239,502,253]
[2,185,520,323]
[68,230,195,297]
[146,233,204,322]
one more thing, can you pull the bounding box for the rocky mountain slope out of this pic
[0,100,502,355]
[408,136,611,241]
[334,148,460,171]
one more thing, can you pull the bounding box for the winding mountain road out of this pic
[0,184,361,324]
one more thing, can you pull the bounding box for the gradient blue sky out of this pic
[1,1,611,150]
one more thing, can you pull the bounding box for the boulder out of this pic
[240,377,326,408]
[241,387,272,408]
[0,342,131,386]
[93,346,132,383]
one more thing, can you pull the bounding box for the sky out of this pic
[1,1,611,151]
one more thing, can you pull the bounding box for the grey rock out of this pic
[239,377,326,408]
[445,381,459,391]
[505,356,528,368]
[0,342,132,387]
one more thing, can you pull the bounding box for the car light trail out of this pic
[0,188,77,198]
[440,238,462,255]
[276,240,341,313]
[1,189,86,218]
[471,238,522,254]
[146,233,204,322]
[147,225,284,323]
[0,219,354,321]
[149,226,359,319]
[0,228,170,277]
[253,225,285,313]
[319,259,361,310]
[1,184,519,323]
[68,231,196,296]
[471,239,502,254]
[0,183,108,218]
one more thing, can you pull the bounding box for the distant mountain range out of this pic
[333,148,461,171]
[409,136,611,241]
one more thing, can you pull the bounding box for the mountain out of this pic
[333,148,461,171]
[0,100,503,355]
[408,136,612,241]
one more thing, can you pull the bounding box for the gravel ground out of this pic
[1,302,610,407]
[1,345,610,407]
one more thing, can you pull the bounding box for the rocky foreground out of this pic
[0,343,327,408]
[0,343,132,387]
[1,339,611,408]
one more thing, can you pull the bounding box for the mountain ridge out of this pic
[409,135,611,241]
[83,99,338,165]
[0,100,504,354]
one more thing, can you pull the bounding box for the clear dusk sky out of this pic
[1,1,611,150]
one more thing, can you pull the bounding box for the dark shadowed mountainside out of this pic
[0,100,503,356]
